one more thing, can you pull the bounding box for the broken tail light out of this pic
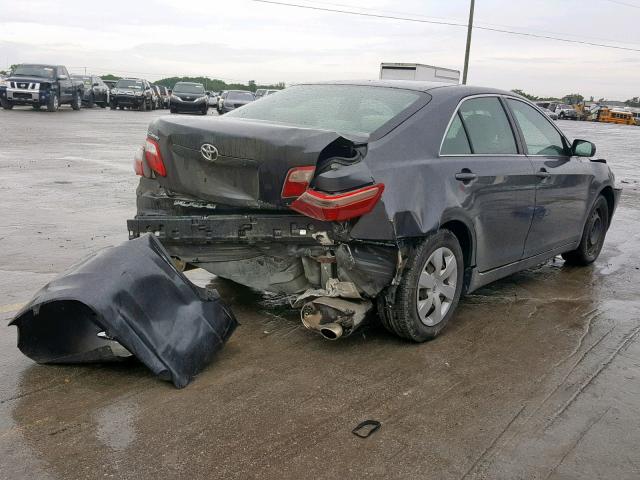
[290,184,384,222]
[144,137,166,177]
[281,166,315,198]
[133,146,146,177]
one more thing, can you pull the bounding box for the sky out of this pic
[1,0,639,99]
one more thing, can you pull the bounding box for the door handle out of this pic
[455,172,478,182]
[536,168,551,179]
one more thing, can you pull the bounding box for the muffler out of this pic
[301,297,372,340]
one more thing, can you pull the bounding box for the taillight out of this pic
[133,146,145,176]
[290,184,384,222]
[144,137,166,177]
[281,166,315,198]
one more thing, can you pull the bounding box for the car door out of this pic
[440,96,537,272]
[57,66,72,101]
[505,98,594,256]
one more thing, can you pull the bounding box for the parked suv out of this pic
[550,103,578,120]
[72,75,110,108]
[0,64,84,111]
[110,78,154,111]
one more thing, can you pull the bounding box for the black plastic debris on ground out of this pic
[10,234,237,388]
[352,420,381,438]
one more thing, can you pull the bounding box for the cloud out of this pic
[1,0,639,98]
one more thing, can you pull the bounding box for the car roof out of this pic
[175,82,203,86]
[292,79,514,97]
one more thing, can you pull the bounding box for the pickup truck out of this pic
[0,64,84,112]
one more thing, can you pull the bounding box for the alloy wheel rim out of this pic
[416,247,457,327]
[53,95,58,109]
[587,211,603,255]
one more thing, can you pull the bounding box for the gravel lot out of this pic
[1,105,639,480]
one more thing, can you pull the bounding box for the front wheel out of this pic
[0,97,13,109]
[47,92,59,112]
[87,92,95,108]
[562,196,609,266]
[379,230,464,342]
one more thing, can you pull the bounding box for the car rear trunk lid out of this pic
[151,116,360,209]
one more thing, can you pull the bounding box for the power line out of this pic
[602,0,640,8]
[310,0,640,47]
[251,0,640,52]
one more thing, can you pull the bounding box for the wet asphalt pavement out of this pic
[1,106,639,480]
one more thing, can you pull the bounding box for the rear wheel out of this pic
[380,230,464,342]
[562,196,609,266]
[47,92,59,112]
[71,91,81,110]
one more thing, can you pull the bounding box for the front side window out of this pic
[457,97,517,154]
[507,99,567,156]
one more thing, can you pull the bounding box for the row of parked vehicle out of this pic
[0,63,280,114]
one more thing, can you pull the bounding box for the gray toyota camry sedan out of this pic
[128,80,621,342]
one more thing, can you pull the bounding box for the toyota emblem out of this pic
[200,144,219,162]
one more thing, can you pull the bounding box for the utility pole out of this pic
[462,0,475,85]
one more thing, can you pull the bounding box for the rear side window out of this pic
[441,113,471,155]
[458,97,517,154]
[507,99,567,156]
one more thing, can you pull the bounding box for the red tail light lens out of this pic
[290,184,384,222]
[144,137,166,177]
[282,166,315,198]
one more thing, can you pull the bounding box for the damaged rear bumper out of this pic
[10,234,237,388]
[128,214,400,337]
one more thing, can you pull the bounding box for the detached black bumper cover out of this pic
[9,234,237,388]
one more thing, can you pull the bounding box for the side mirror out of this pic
[206,91,211,96]
[572,139,596,157]
[93,83,100,87]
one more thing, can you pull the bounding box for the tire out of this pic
[87,92,95,108]
[1,97,13,110]
[139,99,147,112]
[32,104,41,110]
[381,230,465,342]
[170,107,177,114]
[559,112,565,119]
[71,91,81,110]
[47,92,59,112]
[202,106,208,115]
[562,196,609,266]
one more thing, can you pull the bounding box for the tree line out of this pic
[100,74,284,93]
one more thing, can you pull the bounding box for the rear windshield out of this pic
[226,84,423,136]
[13,65,55,79]
[115,79,143,89]
[227,91,254,101]
[173,83,205,94]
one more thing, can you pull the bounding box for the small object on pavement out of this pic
[10,234,237,388]
[352,420,381,438]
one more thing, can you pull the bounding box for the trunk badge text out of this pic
[200,144,219,162]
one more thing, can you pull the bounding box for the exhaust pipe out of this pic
[301,297,371,340]
[319,323,343,341]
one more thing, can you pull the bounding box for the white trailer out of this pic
[379,63,460,84]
